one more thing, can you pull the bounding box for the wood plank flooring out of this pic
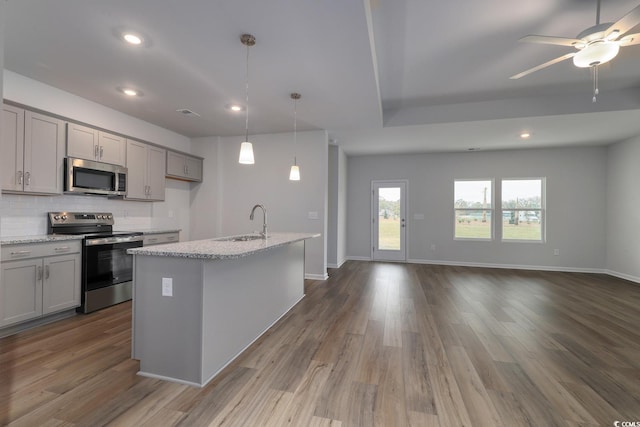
[1,261,640,426]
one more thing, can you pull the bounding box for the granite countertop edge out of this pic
[127,232,321,260]
[0,235,85,245]
[1,229,181,245]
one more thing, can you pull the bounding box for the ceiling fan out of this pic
[510,0,640,100]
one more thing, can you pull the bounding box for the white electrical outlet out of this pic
[308,211,319,220]
[430,244,436,251]
[553,249,560,256]
[162,277,173,296]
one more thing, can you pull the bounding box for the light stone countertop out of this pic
[116,228,181,235]
[0,234,85,245]
[127,232,320,260]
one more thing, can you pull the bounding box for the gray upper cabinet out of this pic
[166,151,203,182]
[67,122,126,166]
[1,104,65,195]
[126,139,166,201]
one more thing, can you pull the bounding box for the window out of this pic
[454,179,493,240]
[501,178,544,241]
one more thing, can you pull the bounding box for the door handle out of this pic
[401,218,405,227]
[95,145,100,159]
[45,265,50,280]
[25,172,31,186]
[17,171,23,185]
[37,266,43,281]
[100,146,104,159]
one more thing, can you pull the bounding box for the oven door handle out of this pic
[85,235,144,246]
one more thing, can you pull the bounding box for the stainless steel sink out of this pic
[215,234,264,242]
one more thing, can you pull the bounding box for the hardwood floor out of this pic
[1,261,640,426]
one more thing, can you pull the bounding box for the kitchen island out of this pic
[127,232,319,387]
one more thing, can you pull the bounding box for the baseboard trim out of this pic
[346,256,371,262]
[305,273,329,280]
[327,259,347,269]
[406,258,604,274]
[603,269,640,284]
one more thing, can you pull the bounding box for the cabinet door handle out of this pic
[37,266,43,281]
[54,246,71,252]
[100,146,104,159]
[95,145,100,159]
[10,250,31,257]
[25,171,31,186]
[184,164,187,174]
[17,171,23,185]
[148,238,158,243]
[45,265,50,280]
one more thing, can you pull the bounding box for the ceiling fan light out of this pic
[239,142,255,164]
[572,41,620,67]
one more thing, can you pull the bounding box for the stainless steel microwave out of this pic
[64,157,127,196]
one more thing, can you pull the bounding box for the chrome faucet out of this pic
[250,204,267,238]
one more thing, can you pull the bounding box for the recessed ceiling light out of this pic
[225,104,245,113]
[117,87,143,97]
[520,132,531,139]
[123,33,143,45]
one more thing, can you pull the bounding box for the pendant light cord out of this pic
[245,43,250,142]
[293,96,298,165]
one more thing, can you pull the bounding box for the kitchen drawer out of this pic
[143,232,179,246]
[1,240,81,262]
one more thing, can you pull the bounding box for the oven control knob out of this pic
[107,215,113,219]
[53,215,60,220]
[97,215,103,219]
[61,215,67,221]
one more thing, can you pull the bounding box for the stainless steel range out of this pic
[48,212,143,313]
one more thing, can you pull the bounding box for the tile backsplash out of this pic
[0,193,154,236]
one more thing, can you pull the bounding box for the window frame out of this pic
[453,178,494,241]
[500,177,546,243]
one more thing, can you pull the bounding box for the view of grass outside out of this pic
[378,217,401,249]
[502,220,542,240]
[455,211,492,239]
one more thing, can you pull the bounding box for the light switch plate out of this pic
[162,277,173,297]
[308,211,319,220]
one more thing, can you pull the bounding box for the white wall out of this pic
[191,130,329,279]
[190,136,220,239]
[1,72,192,239]
[327,144,348,269]
[606,136,640,282]
[347,147,608,271]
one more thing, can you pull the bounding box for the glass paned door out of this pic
[372,181,407,261]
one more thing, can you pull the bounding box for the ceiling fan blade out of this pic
[519,35,584,47]
[604,4,640,39]
[509,52,577,79]
[619,33,640,46]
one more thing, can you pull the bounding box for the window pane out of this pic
[455,210,492,239]
[455,180,492,209]
[502,179,542,208]
[502,210,542,240]
[378,187,401,250]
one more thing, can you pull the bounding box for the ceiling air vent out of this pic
[176,108,201,118]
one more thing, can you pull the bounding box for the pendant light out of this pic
[238,34,256,164]
[289,93,301,181]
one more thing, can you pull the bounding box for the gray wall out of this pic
[190,130,329,279]
[327,144,348,269]
[606,136,640,282]
[347,146,608,271]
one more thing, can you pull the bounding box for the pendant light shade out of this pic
[239,34,256,164]
[289,92,301,181]
[239,142,255,164]
[289,165,300,181]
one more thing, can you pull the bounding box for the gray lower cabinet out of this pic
[0,241,81,328]
[143,232,179,246]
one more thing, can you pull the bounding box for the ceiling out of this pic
[4,0,640,154]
